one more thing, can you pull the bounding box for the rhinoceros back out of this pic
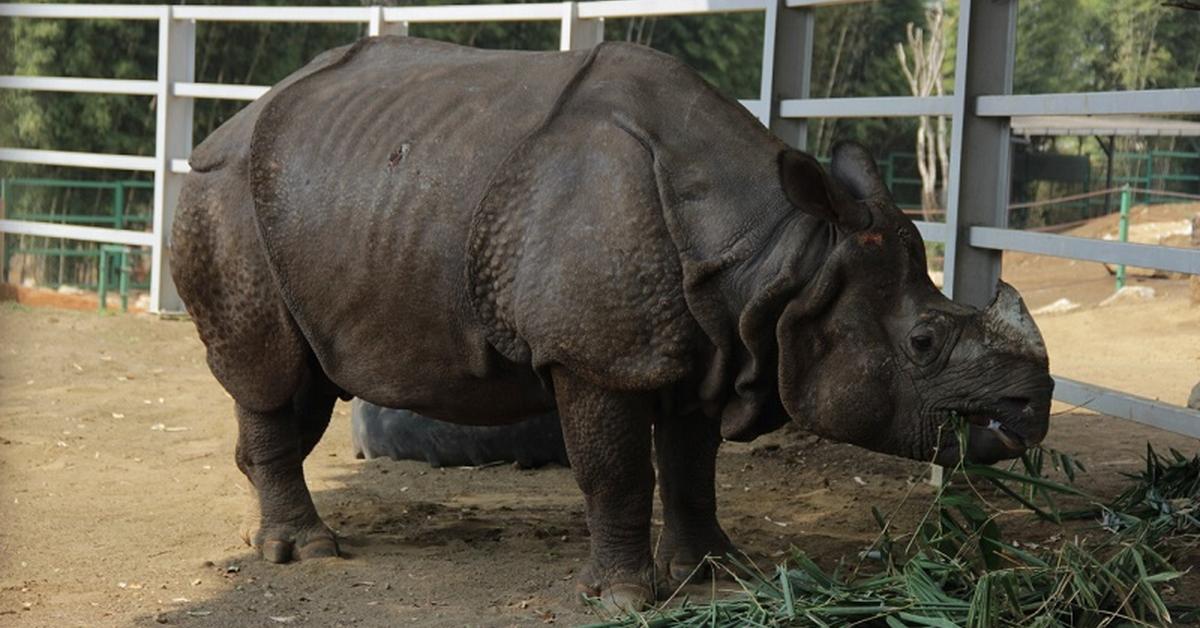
[246,37,592,414]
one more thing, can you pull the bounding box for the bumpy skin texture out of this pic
[172,36,1054,610]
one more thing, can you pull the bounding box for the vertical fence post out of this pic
[767,0,813,150]
[0,178,6,282]
[932,0,1017,486]
[113,181,125,229]
[1145,152,1155,201]
[942,0,1017,307]
[560,2,602,51]
[368,5,408,37]
[1116,184,1131,290]
[118,247,130,312]
[98,247,109,311]
[150,7,195,314]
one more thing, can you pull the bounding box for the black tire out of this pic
[350,399,569,468]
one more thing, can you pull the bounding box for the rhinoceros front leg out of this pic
[654,411,736,585]
[553,369,657,612]
[235,382,338,563]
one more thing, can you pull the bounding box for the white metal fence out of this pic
[2,0,1199,437]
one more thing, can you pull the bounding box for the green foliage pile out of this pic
[588,434,1200,627]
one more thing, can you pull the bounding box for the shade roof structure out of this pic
[1011,115,1200,137]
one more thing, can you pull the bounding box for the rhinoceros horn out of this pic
[830,141,890,202]
[981,280,1047,361]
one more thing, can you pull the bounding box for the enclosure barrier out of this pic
[1,0,1198,440]
[1,177,151,308]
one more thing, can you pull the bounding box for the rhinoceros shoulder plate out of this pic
[466,44,697,390]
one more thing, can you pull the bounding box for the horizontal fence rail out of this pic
[1,1,1198,445]
[912,221,947,242]
[385,3,563,21]
[173,82,268,101]
[172,5,373,22]
[977,89,1200,117]
[0,75,158,95]
[0,218,156,247]
[1055,377,1200,440]
[0,3,160,18]
[577,0,766,18]
[0,147,156,171]
[970,227,1200,275]
[780,95,953,118]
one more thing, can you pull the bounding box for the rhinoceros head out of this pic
[772,142,1052,466]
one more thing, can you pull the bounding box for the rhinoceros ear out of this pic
[779,149,867,230]
[830,140,890,202]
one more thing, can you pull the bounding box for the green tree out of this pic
[603,12,763,100]
[807,0,925,157]
[1014,0,1096,95]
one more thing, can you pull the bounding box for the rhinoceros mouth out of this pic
[961,410,1028,450]
[930,395,1043,465]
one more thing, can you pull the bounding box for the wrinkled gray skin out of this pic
[172,37,1053,610]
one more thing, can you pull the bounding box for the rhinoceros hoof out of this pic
[579,582,655,615]
[657,534,739,587]
[576,565,657,614]
[663,551,739,588]
[254,524,340,563]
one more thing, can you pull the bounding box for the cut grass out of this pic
[586,426,1200,627]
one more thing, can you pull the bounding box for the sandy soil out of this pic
[0,204,1196,627]
[1004,202,1200,407]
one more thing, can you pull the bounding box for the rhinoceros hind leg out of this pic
[235,369,339,563]
[654,411,737,586]
[553,369,657,611]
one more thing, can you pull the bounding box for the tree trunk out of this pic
[896,5,947,222]
[814,19,849,157]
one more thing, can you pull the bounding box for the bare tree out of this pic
[812,18,849,157]
[895,5,949,221]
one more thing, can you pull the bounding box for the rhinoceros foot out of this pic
[657,534,739,588]
[251,522,340,563]
[576,563,657,614]
[238,485,340,563]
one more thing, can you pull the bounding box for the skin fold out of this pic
[171,36,1053,611]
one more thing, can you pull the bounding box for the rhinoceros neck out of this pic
[618,65,838,439]
[577,43,835,308]
[633,82,838,320]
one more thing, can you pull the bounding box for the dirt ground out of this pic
[0,204,1197,627]
[1004,202,1200,407]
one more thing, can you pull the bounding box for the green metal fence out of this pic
[1113,150,1200,205]
[1,177,153,310]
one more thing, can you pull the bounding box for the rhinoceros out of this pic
[171,36,1053,609]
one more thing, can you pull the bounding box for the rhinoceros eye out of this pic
[905,322,943,366]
